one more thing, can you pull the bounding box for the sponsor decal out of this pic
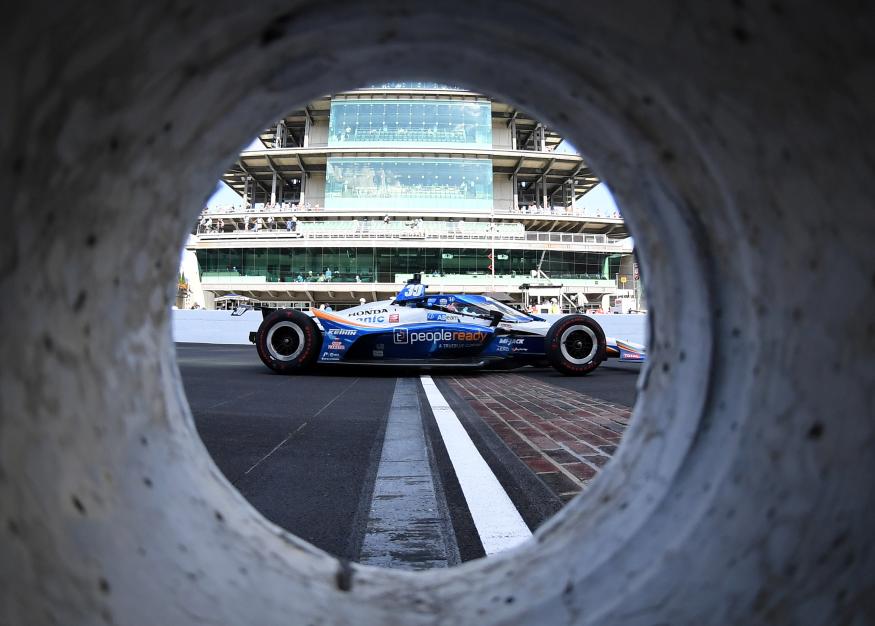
[395,329,489,344]
[358,315,385,324]
[498,337,524,345]
[332,329,357,336]
[372,349,384,357]
[426,312,460,322]
[388,313,399,323]
[349,308,388,317]
[328,340,345,351]
[320,351,340,360]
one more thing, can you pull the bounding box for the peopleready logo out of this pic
[393,329,488,344]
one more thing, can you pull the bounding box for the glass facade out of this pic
[324,157,493,211]
[328,99,492,148]
[197,247,620,284]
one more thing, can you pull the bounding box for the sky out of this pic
[206,138,621,217]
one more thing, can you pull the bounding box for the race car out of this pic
[250,275,646,376]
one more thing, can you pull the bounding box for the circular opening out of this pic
[180,80,649,568]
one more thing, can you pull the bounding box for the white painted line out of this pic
[420,375,532,555]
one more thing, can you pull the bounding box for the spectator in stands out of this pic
[217,218,224,233]
[383,214,391,224]
[267,215,275,230]
[244,215,250,231]
[359,297,366,306]
[296,273,304,282]
[325,268,333,282]
[355,275,362,283]
[286,218,293,232]
[255,217,265,232]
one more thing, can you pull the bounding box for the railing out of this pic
[200,273,623,288]
[196,219,529,241]
[201,203,623,220]
[194,220,631,247]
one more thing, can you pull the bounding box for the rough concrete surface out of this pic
[0,2,873,625]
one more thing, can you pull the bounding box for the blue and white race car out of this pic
[251,275,645,376]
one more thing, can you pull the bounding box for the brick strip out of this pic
[447,374,632,501]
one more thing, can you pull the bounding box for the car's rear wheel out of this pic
[545,314,606,376]
[255,309,321,373]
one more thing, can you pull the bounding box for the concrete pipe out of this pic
[1,2,872,625]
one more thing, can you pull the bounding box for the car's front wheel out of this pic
[255,309,321,373]
[544,314,606,376]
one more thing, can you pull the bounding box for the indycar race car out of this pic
[250,275,645,376]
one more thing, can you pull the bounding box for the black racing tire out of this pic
[544,314,607,376]
[255,309,321,374]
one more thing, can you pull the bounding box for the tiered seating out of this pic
[201,219,527,240]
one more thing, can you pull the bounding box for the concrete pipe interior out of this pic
[1,3,872,625]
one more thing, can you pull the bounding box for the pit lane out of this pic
[177,342,640,566]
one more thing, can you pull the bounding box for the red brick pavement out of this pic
[447,374,632,501]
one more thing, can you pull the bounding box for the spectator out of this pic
[325,267,333,282]
[255,217,265,232]
[383,214,391,224]
[296,273,304,282]
[359,297,366,306]
[324,304,333,312]
[244,215,250,231]
[267,215,275,230]
[217,218,224,233]
[291,215,298,231]
[286,218,293,232]
[355,275,362,283]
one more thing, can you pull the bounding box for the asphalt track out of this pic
[177,343,640,565]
